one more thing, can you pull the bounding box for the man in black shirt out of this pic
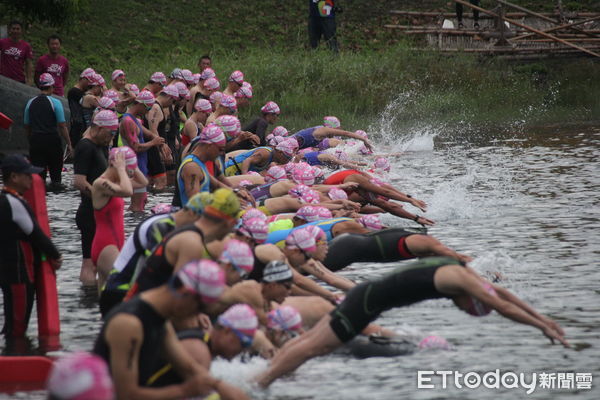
[67,68,95,148]
[0,155,62,337]
[242,101,280,148]
[73,112,114,285]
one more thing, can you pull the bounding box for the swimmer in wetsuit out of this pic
[257,256,569,387]
[323,227,472,271]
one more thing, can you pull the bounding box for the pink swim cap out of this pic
[175,259,225,304]
[323,116,341,129]
[268,135,286,147]
[203,77,220,91]
[268,306,303,332]
[286,225,326,252]
[358,214,382,230]
[194,98,212,113]
[136,90,155,107]
[192,73,201,85]
[235,84,253,99]
[418,335,451,350]
[355,129,368,139]
[238,179,252,187]
[209,91,223,105]
[229,70,244,85]
[199,123,226,146]
[218,304,257,345]
[334,149,349,161]
[465,281,497,316]
[128,84,140,96]
[374,157,391,172]
[265,165,287,183]
[151,203,174,215]
[247,171,261,177]
[220,94,237,111]
[174,81,189,99]
[312,166,325,180]
[316,206,333,219]
[80,67,96,80]
[276,138,299,157]
[241,208,267,222]
[91,73,105,86]
[109,146,138,170]
[111,69,125,82]
[104,89,119,102]
[292,166,316,186]
[161,84,180,99]
[149,71,167,85]
[271,126,289,137]
[39,72,55,87]
[47,352,114,400]
[93,110,119,130]
[300,189,321,205]
[200,67,216,81]
[215,115,241,138]
[219,239,254,275]
[97,96,115,110]
[261,101,280,115]
[295,205,319,222]
[328,187,348,200]
[237,217,269,244]
[181,69,195,85]
[288,184,310,199]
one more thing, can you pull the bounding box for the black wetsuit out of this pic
[143,106,167,178]
[0,188,61,337]
[147,328,210,387]
[243,117,269,147]
[248,247,269,282]
[67,86,85,147]
[129,225,205,296]
[93,297,167,386]
[323,228,417,272]
[329,257,463,342]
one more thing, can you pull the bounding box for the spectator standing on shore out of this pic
[34,34,69,96]
[24,73,72,190]
[67,68,95,148]
[197,54,212,73]
[0,20,33,85]
[456,0,481,29]
[0,154,62,337]
[308,0,339,53]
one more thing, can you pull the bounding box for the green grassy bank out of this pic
[4,0,599,132]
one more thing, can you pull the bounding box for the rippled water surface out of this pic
[2,124,599,399]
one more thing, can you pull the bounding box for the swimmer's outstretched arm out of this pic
[300,259,356,292]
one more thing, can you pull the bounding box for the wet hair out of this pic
[47,34,61,45]
[9,20,23,29]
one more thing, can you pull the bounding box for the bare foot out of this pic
[79,259,97,286]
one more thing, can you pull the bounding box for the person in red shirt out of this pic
[0,21,33,85]
[35,34,69,97]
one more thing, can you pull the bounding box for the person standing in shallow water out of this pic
[257,256,569,387]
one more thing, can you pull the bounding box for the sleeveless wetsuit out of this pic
[147,328,210,387]
[224,147,274,176]
[248,248,269,282]
[90,196,125,265]
[302,151,323,166]
[126,225,207,298]
[265,217,351,246]
[323,228,417,272]
[329,257,463,342]
[323,169,360,185]
[177,154,213,205]
[293,126,321,149]
[249,182,276,203]
[93,297,167,386]
[99,213,176,316]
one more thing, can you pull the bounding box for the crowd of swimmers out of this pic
[0,59,569,399]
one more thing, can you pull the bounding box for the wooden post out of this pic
[496,3,510,46]
[512,15,600,41]
[454,0,600,57]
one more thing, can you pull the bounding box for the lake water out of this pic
[1,122,599,399]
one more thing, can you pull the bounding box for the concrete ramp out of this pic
[0,75,70,154]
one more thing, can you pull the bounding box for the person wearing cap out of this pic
[145,71,167,96]
[266,306,305,348]
[223,70,244,97]
[257,256,569,388]
[297,148,365,170]
[127,188,241,298]
[46,352,114,400]
[66,68,95,148]
[293,122,373,151]
[181,98,212,148]
[110,69,135,114]
[23,72,72,190]
[1,154,62,337]
[188,74,216,116]
[80,74,104,127]
[145,304,254,399]
[34,34,69,97]
[94,259,250,400]
[99,192,212,316]
[206,93,237,125]
[0,20,33,85]
[242,101,281,148]
[145,84,179,192]
[234,82,253,110]
[91,147,148,290]
[224,138,297,177]
[72,109,117,285]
